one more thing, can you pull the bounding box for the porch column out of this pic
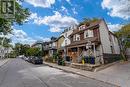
[77,47,80,63]
[66,47,68,56]
[93,43,96,57]
[77,47,80,57]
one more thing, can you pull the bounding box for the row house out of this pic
[44,27,76,58]
[43,36,65,58]
[60,26,77,57]
[42,38,57,58]
[32,37,65,58]
[66,19,120,64]
[33,19,120,65]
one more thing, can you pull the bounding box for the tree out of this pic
[0,37,12,47]
[115,23,130,61]
[26,47,40,57]
[14,43,30,56]
[0,1,30,47]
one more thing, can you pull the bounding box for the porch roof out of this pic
[66,37,100,48]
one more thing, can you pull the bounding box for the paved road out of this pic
[0,58,116,87]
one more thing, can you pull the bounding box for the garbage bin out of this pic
[58,58,62,65]
[90,56,95,64]
[65,56,70,62]
[84,56,89,63]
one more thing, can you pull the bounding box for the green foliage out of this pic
[14,43,30,56]
[53,52,60,62]
[0,37,12,47]
[8,51,16,58]
[115,23,130,38]
[26,47,40,57]
[115,23,130,61]
[0,1,30,47]
[79,17,100,27]
[126,41,130,48]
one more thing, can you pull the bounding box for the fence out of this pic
[103,53,121,64]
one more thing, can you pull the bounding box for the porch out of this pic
[67,42,101,64]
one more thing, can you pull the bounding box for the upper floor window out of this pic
[79,25,86,30]
[73,35,76,41]
[84,30,93,38]
[86,32,88,37]
[77,37,80,41]
[84,30,88,38]
[65,40,67,45]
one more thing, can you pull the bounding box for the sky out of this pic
[10,0,130,45]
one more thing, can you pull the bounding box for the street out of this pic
[0,58,116,87]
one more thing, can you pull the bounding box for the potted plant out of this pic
[53,52,59,63]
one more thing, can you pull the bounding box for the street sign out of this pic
[0,0,15,18]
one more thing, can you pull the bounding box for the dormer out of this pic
[79,25,86,30]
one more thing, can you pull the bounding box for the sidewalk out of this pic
[43,61,130,87]
[0,58,10,67]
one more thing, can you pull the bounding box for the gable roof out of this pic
[70,20,102,36]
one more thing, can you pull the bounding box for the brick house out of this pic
[66,19,120,64]
[43,36,65,58]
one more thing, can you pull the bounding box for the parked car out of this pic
[32,57,43,64]
[24,57,29,61]
[18,55,25,59]
[27,56,34,63]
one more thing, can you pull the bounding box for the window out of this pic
[84,30,88,38]
[73,35,76,41]
[86,33,88,37]
[65,40,67,45]
[77,37,80,41]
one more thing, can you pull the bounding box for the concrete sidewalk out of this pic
[44,61,130,87]
[0,58,10,67]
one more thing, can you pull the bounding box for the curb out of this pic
[43,62,119,87]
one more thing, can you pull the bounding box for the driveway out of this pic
[98,61,130,87]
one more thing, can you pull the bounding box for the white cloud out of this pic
[35,36,50,41]
[9,29,51,45]
[72,8,78,14]
[29,13,39,20]
[101,0,130,19]
[11,29,36,45]
[49,27,62,32]
[66,0,70,2]
[12,29,27,39]
[61,6,69,15]
[108,23,123,32]
[66,0,71,5]
[16,0,22,5]
[25,0,55,8]
[32,11,78,32]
